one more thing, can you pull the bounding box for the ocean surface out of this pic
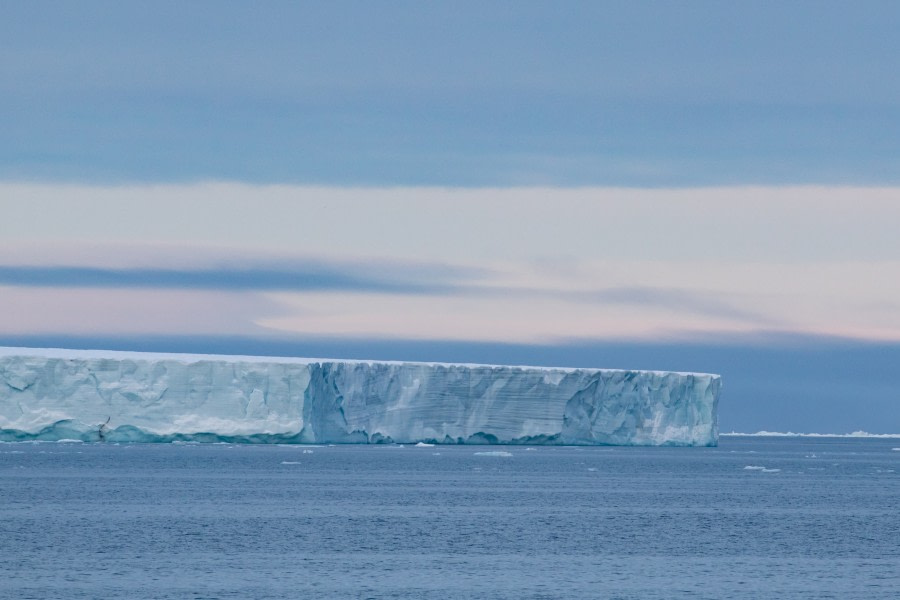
[2,437,898,599]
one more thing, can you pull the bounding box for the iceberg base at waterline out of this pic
[0,347,721,446]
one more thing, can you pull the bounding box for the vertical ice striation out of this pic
[0,347,720,445]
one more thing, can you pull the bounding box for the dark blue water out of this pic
[2,437,899,599]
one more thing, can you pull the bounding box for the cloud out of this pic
[0,286,275,336]
[4,4,899,185]
[254,287,776,344]
[3,183,900,264]
[0,264,467,295]
[3,183,900,344]
[572,286,774,323]
[3,253,900,343]
[0,249,776,334]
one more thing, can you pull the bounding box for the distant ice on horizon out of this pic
[722,431,900,439]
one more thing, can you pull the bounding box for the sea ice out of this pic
[744,465,780,473]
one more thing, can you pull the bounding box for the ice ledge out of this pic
[0,347,721,446]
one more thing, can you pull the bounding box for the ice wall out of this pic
[0,348,721,445]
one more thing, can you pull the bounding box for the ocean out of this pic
[2,437,898,599]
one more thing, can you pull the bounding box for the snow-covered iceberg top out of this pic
[0,347,720,446]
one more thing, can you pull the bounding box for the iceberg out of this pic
[0,347,720,446]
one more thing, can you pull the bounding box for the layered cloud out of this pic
[4,3,899,185]
[2,183,899,344]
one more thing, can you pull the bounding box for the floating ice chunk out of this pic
[415,442,435,447]
[56,439,83,443]
[474,451,513,457]
[743,465,766,471]
[302,449,314,454]
[280,461,302,465]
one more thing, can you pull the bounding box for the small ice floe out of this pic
[892,448,900,452]
[301,449,314,454]
[744,465,780,472]
[525,448,537,451]
[432,452,441,456]
[415,442,435,447]
[587,467,597,472]
[280,461,302,465]
[56,439,83,443]
[473,451,513,457]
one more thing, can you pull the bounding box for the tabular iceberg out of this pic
[0,347,720,446]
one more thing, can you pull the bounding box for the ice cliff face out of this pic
[0,348,721,446]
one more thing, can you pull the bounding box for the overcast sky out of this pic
[2,2,899,432]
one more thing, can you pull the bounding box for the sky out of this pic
[2,1,899,433]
